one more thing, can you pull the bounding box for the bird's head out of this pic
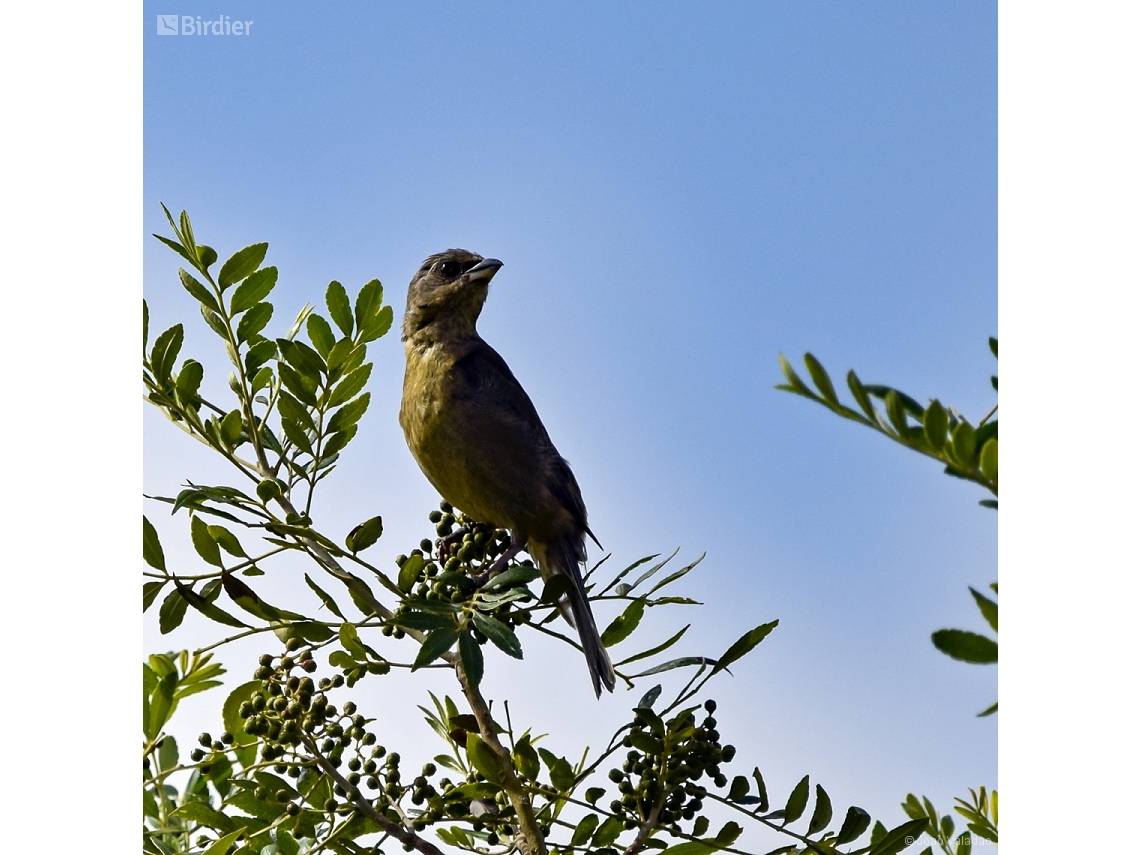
[402,249,503,342]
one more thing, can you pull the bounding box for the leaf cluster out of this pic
[777,343,997,504]
[901,787,997,855]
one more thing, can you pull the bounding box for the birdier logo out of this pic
[156,15,254,36]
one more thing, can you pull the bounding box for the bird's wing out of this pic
[452,340,590,534]
[453,340,548,433]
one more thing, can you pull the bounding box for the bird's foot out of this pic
[435,525,472,561]
[469,540,525,588]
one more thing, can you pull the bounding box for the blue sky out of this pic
[143,1,996,844]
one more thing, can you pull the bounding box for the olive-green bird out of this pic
[399,249,616,697]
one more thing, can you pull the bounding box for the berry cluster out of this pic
[607,700,737,834]
[385,504,537,636]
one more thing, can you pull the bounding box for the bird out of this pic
[398,249,616,697]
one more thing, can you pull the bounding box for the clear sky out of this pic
[143,1,997,845]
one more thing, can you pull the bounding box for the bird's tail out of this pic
[531,535,616,697]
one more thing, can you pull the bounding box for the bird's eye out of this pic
[438,261,458,277]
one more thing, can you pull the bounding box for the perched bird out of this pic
[399,249,616,696]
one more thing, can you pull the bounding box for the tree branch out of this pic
[454,662,547,855]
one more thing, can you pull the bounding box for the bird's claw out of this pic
[435,525,472,561]
[469,540,525,588]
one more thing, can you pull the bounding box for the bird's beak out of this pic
[465,258,503,284]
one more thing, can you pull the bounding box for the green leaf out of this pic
[328,363,373,408]
[304,574,345,619]
[547,754,576,791]
[884,390,909,435]
[244,339,277,376]
[459,630,484,687]
[847,370,877,419]
[979,438,998,481]
[306,313,336,357]
[178,583,249,628]
[714,821,743,847]
[326,280,353,337]
[472,612,523,659]
[327,392,371,434]
[600,597,645,647]
[197,244,218,268]
[783,775,810,825]
[220,409,243,447]
[143,516,166,571]
[868,818,929,855]
[170,801,239,832]
[394,609,454,632]
[159,587,189,634]
[923,400,949,451]
[778,353,813,397]
[752,767,769,812]
[835,806,871,844]
[201,827,249,855]
[591,816,624,848]
[143,581,164,611]
[280,417,314,456]
[712,620,778,675]
[321,425,357,459]
[413,627,460,670]
[970,587,998,632]
[207,526,247,558]
[978,701,998,717]
[900,794,924,821]
[230,266,278,314]
[484,563,542,590]
[175,359,204,405]
[277,391,315,433]
[346,515,383,554]
[728,775,750,802]
[153,232,195,266]
[150,324,184,384]
[359,304,394,342]
[632,656,712,677]
[932,629,997,664]
[571,814,600,846]
[989,336,998,357]
[219,242,269,289]
[179,268,220,312]
[803,353,838,404]
[464,732,502,784]
[236,302,273,343]
[158,732,179,770]
[221,573,305,622]
[629,731,662,755]
[951,421,978,467]
[277,338,326,383]
[808,784,833,834]
[648,552,704,594]
[191,515,224,568]
[658,842,712,855]
[200,304,230,340]
[398,553,425,594]
[143,299,149,348]
[354,279,384,331]
[539,574,573,604]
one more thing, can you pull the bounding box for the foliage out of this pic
[775,346,998,684]
[775,343,997,505]
[144,210,925,855]
[900,788,997,855]
[776,347,998,846]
